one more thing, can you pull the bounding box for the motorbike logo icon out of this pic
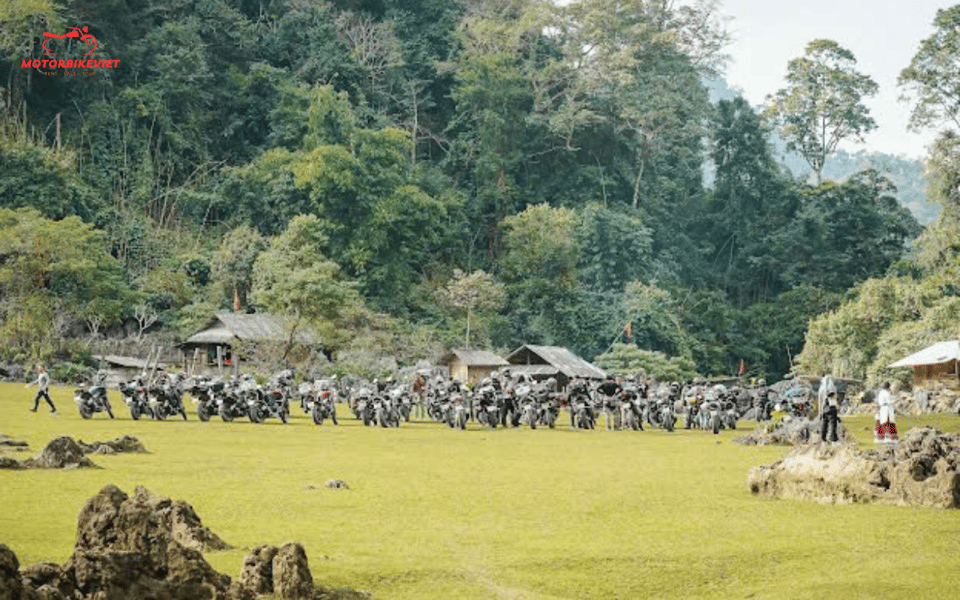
[42,26,98,55]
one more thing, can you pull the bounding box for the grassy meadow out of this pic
[2,382,960,600]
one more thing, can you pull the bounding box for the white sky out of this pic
[721,0,951,160]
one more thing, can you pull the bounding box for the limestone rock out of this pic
[76,436,148,455]
[272,543,313,600]
[748,427,960,508]
[0,544,23,600]
[23,437,97,470]
[238,546,278,595]
[734,417,847,446]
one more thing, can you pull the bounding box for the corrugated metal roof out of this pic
[889,341,960,368]
[506,345,607,380]
[184,313,315,345]
[438,349,509,367]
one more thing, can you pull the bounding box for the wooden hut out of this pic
[437,349,509,386]
[889,341,960,389]
[505,344,607,389]
[181,312,316,374]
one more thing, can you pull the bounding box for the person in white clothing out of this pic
[875,381,897,443]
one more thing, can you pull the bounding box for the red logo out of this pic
[42,26,98,55]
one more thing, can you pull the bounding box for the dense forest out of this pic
[0,0,951,382]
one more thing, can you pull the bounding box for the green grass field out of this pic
[2,383,960,600]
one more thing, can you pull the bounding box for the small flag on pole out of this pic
[738,358,745,376]
[233,287,241,312]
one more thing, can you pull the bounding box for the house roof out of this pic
[889,341,960,368]
[506,344,607,380]
[95,355,164,370]
[438,349,509,367]
[184,313,315,346]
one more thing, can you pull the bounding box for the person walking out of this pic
[875,381,898,444]
[26,364,57,413]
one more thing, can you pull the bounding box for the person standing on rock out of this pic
[876,381,898,444]
[818,374,839,443]
[25,364,57,413]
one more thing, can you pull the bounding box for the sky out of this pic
[720,0,951,160]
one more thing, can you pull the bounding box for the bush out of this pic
[49,362,95,385]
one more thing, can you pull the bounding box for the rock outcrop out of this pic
[5,485,368,600]
[734,417,848,446]
[748,427,960,508]
[76,436,148,455]
[0,434,29,451]
[23,437,98,470]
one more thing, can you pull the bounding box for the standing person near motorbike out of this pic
[875,381,898,444]
[26,363,57,413]
[753,379,770,422]
[818,374,840,443]
[595,376,622,430]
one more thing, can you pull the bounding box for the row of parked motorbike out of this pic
[72,369,805,433]
[72,370,337,424]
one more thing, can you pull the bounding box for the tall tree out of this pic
[898,5,960,132]
[766,39,879,184]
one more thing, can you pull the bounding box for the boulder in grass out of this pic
[76,436,148,455]
[748,427,960,508]
[23,437,98,470]
[734,417,848,446]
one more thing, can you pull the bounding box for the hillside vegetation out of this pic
[1,0,951,382]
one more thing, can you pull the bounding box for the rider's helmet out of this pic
[544,377,557,391]
[758,378,766,386]
[480,377,492,387]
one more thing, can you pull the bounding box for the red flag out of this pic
[738,358,745,376]
[233,287,241,312]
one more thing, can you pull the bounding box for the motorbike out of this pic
[217,378,251,422]
[75,372,114,419]
[514,383,538,429]
[618,386,643,431]
[187,376,223,422]
[148,373,188,420]
[249,377,289,424]
[352,386,377,426]
[448,391,470,430]
[473,382,500,428]
[658,399,677,432]
[569,393,596,429]
[308,379,339,426]
[118,377,151,420]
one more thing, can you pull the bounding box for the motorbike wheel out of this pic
[711,413,721,434]
[249,405,263,424]
[312,405,323,425]
[131,405,140,421]
[331,407,338,425]
[154,407,166,421]
[197,405,210,422]
[665,416,675,432]
[179,407,188,421]
[219,405,233,423]
[106,402,114,419]
[279,408,288,424]
[79,405,92,420]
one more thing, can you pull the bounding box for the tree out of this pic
[0,208,132,357]
[898,6,960,131]
[251,215,361,354]
[437,268,505,348]
[766,39,879,184]
[212,226,267,309]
